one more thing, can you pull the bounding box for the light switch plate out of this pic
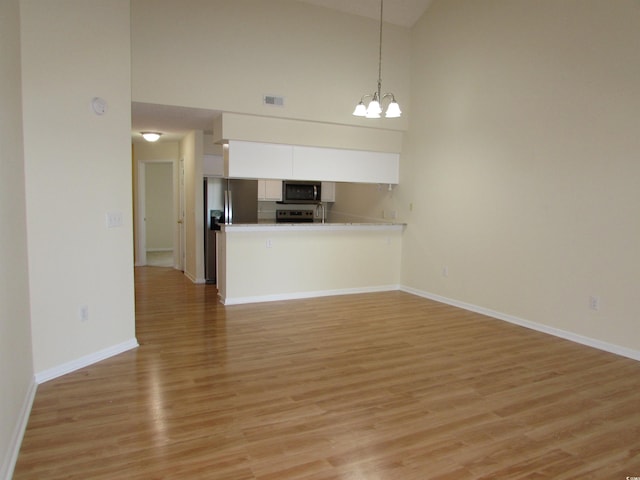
[106,211,123,228]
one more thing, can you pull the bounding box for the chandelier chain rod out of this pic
[377,0,383,99]
[352,0,400,118]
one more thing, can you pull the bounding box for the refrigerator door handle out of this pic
[228,190,233,224]
[224,190,228,224]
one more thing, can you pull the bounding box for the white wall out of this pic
[21,0,136,375]
[0,0,35,476]
[401,0,640,354]
[131,0,410,131]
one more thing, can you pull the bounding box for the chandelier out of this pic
[352,0,402,119]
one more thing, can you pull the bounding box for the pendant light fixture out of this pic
[141,132,162,142]
[352,0,401,119]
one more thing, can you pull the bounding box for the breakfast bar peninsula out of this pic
[217,222,404,305]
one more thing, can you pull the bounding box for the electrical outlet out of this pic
[589,295,600,311]
[442,266,449,277]
[266,239,273,249]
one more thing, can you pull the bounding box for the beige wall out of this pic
[181,131,205,282]
[0,0,34,476]
[131,0,410,131]
[21,0,135,374]
[332,182,399,224]
[203,134,224,156]
[400,0,640,353]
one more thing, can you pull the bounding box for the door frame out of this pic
[178,158,185,271]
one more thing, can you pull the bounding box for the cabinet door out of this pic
[225,140,293,179]
[321,182,335,202]
[292,145,399,184]
[258,179,283,201]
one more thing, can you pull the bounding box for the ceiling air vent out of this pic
[263,95,285,107]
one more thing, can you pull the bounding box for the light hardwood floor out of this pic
[14,267,640,479]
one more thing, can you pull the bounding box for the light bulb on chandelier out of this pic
[352,0,402,119]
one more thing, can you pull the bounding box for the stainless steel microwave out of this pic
[281,181,321,204]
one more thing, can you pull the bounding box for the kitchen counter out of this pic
[216,222,404,305]
[219,222,405,233]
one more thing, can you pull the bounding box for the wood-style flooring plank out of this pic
[13,266,640,479]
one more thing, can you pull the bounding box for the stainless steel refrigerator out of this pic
[204,178,258,283]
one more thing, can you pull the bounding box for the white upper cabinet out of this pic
[225,140,399,184]
[225,140,293,179]
[292,146,399,184]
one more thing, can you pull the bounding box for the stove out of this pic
[276,209,314,223]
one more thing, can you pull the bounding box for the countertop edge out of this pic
[219,223,406,233]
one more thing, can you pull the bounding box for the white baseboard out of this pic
[401,286,640,362]
[1,378,37,480]
[221,284,401,306]
[183,270,206,284]
[35,338,139,384]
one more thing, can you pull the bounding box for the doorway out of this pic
[135,160,179,268]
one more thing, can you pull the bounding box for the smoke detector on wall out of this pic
[91,97,108,115]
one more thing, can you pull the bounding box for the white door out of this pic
[136,162,147,266]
